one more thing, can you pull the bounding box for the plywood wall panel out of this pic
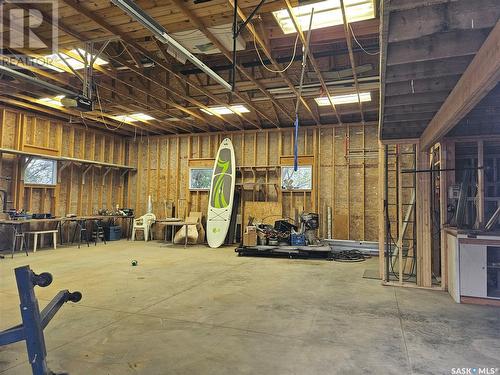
[126,124,380,241]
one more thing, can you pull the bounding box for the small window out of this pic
[24,158,57,185]
[281,166,312,190]
[189,168,212,190]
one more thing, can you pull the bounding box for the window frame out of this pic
[281,165,313,192]
[188,167,212,191]
[24,157,58,187]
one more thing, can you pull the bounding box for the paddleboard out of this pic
[207,138,236,248]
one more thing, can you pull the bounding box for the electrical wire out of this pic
[105,46,128,59]
[329,250,371,262]
[95,86,125,131]
[348,23,379,56]
[253,31,300,73]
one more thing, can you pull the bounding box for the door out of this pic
[460,243,487,297]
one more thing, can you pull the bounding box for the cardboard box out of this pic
[243,226,257,246]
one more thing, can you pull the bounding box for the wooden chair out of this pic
[132,213,156,241]
[174,212,205,245]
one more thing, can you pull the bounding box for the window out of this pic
[189,168,212,190]
[273,0,375,35]
[24,158,57,185]
[281,166,312,190]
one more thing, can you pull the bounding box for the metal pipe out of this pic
[0,65,78,97]
[235,0,266,37]
[384,144,390,282]
[231,0,238,91]
[327,206,332,239]
[110,0,231,91]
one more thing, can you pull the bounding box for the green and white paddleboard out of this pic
[207,138,236,248]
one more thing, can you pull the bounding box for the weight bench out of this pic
[26,230,58,253]
[0,265,82,375]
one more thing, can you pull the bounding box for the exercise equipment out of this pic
[0,265,82,375]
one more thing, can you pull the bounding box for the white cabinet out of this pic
[460,244,487,298]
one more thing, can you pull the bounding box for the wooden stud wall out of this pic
[0,107,127,249]
[127,123,380,241]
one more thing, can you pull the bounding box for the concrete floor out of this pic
[0,241,499,375]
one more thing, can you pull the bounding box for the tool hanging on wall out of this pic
[293,9,315,171]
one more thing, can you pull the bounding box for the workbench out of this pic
[0,215,135,257]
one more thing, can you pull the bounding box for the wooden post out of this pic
[416,146,433,287]
[477,140,485,227]
[378,141,386,281]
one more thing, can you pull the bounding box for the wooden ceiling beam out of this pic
[0,91,141,136]
[283,0,342,125]
[387,28,491,66]
[169,0,291,125]
[420,20,500,150]
[384,103,442,115]
[60,0,261,130]
[228,0,321,126]
[388,0,500,43]
[339,0,366,123]
[385,75,460,97]
[1,13,187,134]
[111,43,227,131]
[384,91,450,107]
[384,112,435,123]
[267,18,379,42]
[6,48,199,134]
[385,56,473,84]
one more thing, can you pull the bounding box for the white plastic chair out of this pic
[131,213,156,241]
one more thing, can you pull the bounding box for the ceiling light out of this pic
[39,95,65,106]
[315,92,371,106]
[42,49,108,71]
[113,113,155,122]
[273,0,375,34]
[200,105,250,116]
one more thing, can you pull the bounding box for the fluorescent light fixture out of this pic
[39,95,65,106]
[200,105,250,116]
[315,92,371,106]
[113,113,155,122]
[42,49,108,71]
[273,0,375,34]
[110,0,231,91]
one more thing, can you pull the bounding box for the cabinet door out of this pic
[460,244,487,297]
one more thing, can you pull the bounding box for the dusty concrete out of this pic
[0,241,499,375]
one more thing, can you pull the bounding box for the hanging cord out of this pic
[95,86,125,131]
[293,9,315,171]
[254,31,300,73]
[349,23,379,56]
[79,112,89,129]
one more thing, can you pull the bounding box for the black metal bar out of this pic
[231,0,238,91]
[235,0,266,37]
[384,145,390,283]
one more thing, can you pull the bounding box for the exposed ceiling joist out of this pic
[420,20,500,150]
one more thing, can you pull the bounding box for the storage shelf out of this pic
[0,147,136,171]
